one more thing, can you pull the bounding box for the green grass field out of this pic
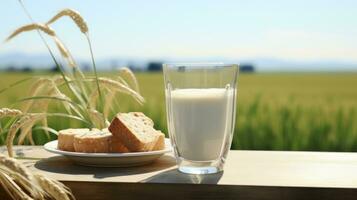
[1,72,357,151]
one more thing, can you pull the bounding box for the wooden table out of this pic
[1,146,357,200]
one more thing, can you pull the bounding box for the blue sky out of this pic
[1,0,357,63]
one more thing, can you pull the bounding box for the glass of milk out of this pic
[163,63,239,174]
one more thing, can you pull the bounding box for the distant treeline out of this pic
[1,62,255,73]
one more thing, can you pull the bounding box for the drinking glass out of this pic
[163,63,239,174]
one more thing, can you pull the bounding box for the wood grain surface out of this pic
[1,146,357,200]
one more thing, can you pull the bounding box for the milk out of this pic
[168,88,234,161]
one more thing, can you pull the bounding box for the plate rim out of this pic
[44,139,172,158]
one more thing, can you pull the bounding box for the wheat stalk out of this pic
[0,108,23,118]
[1,154,76,200]
[103,92,116,120]
[53,36,76,68]
[1,167,45,200]
[119,67,140,92]
[0,156,33,182]
[50,82,85,119]
[0,167,44,200]
[0,4,118,200]
[5,23,55,42]
[6,114,46,157]
[24,85,50,113]
[48,6,106,111]
[35,100,50,141]
[23,78,73,114]
[0,170,33,200]
[5,22,77,70]
[88,109,108,129]
[4,21,79,76]
[40,117,51,140]
[27,131,35,145]
[0,156,43,199]
[26,99,50,140]
[18,80,57,145]
[35,174,75,200]
[50,80,72,114]
[98,78,145,104]
[117,76,129,87]
[88,89,99,109]
[52,75,69,85]
[6,115,26,157]
[18,120,35,145]
[15,0,88,110]
[46,7,106,109]
[17,80,77,145]
[22,78,51,113]
[47,8,88,34]
[17,113,46,145]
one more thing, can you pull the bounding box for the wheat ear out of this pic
[0,156,33,182]
[30,79,51,139]
[6,116,27,157]
[0,166,45,200]
[5,22,77,68]
[117,76,129,87]
[0,170,33,200]
[98,78,145,104]
[0,108,23,118]
[22,78,52,113]
[17,114,46,145]
[35,174,75,200]
[53,36,76,68]
[52,75,70,85]
[5,23,55,42]
[2,167,45,200]
[88,109,108,129]
[20,83,54,145]
[18,120,35,145]
[6,114,46,157]
[119,67,140,92]
[0,156,43,199]
[47,8,88,34]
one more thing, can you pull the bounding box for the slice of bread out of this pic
[153,131,165,151]
[101,128,129,153]
[109,112,165,152]
[73,131,111,153]
[57,128,90,151]
[128,112,155,127]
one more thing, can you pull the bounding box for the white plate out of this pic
[44,139,172,167]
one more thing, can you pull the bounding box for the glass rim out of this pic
[163,62,239,69]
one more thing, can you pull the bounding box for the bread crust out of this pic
[109,115,145,151]
[109,136,130,153]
